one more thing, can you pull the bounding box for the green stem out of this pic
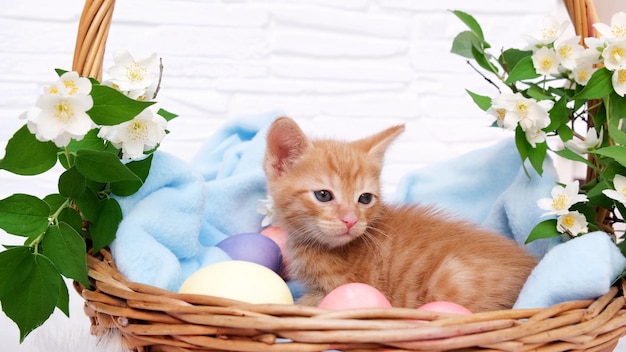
[63,147,73,168]
[30,197,72,252]
[49,198,72,225]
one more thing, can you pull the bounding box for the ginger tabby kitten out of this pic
[263,117,537,312]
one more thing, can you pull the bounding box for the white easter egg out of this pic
[179,260,294,305]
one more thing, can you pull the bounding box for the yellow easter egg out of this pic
[179,260,294,305]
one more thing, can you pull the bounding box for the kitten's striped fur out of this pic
[263,117,536,312]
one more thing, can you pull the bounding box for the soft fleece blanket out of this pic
[110,115,626,308]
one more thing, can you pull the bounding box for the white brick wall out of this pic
[1,0,575,198]
[3,1,620,350]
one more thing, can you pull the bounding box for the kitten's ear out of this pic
[264,117,310,178]
[354,124,405,163]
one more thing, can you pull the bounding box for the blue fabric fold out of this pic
[514,231,626,309]
[110,119,625,307]
[110,110,282,291]
[394,138,562,258]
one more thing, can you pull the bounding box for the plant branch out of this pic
[466,60,501,93]
[153,57,164,99]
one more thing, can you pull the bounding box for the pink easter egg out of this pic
[261,226,291,279]
[417,301,472,315]
[318,283,392,310]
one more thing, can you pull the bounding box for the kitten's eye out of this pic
[314,190,333,202]
[358,193,374,205]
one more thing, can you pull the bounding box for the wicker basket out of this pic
[72,0,626,351]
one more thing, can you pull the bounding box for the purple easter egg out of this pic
[216,233,283,273]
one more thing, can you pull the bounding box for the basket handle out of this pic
[563,0,599,39]
[72,0,116,81]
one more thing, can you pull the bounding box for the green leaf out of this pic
[526,85,555,101]
[585,181,614,209]
[0,194,50,237]
[545,96,570,132]
[57,207,84,235]
[54,68,68,77]
[66,129,106,153]
[75,149,140,183]
[157,108,178,122]
[607,93,626,145]
[58,166,86,198]
[513,126,546,176]
[505,56,541,84]
[471,45,498,74]
[591,97,608,128]
[609,117,626,145]
[110,154,153,196]
[514,126,531,162]
[499,48,533,74]
[554,148,599,170]
[528,141,547,176]
[526,219,560,243]
[43,194,67,215]
[55,275,70,317]
[465,89,492,111]
[0,125,58,176]
[574,68,613,100]
[450,10,484,40]
[0,247,32,297]
[619,239,626,258]
[0,247,61,342]
[42,223,89,286]
[591,145,626,168]
[90,198,122,252]
[451,30,483,58]
[556,124,574,142]
[608,90,626,119]
[88,84,154,126]
[73,186,101,222]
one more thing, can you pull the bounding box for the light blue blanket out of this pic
[110,114,626,308]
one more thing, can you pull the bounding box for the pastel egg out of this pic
[261,226,290,279]
[417,301,472,315]
[179,260,294,305]
[216,232,282,273]
[318,283,392,310]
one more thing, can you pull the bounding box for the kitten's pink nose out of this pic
[342,215,358,229]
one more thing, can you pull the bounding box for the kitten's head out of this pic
[263,117,404,249]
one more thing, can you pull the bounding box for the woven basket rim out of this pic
[76,248,626,352]
[73,0,626,351]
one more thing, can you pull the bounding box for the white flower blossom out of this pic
[487,92,519,130]
[257,197,275,227]
[106,51,158,93]
[537,181,589,217]
[532,47,561,75]
[22,71,94,147]
[593,12,626,43]
[571,51,599,85]
[564,127,603,154]
[584,37,606,52]
[554,36,585,70]
[601,39,626,70]
[602,174,626,205]
[611,68,626,97]
[526,16,569,46]
[98,108,167,160]
[525,128,547,148]
[487,92,553,147]
[48,71,92,97]
[557,211,588,237]
[509,95,553,133]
